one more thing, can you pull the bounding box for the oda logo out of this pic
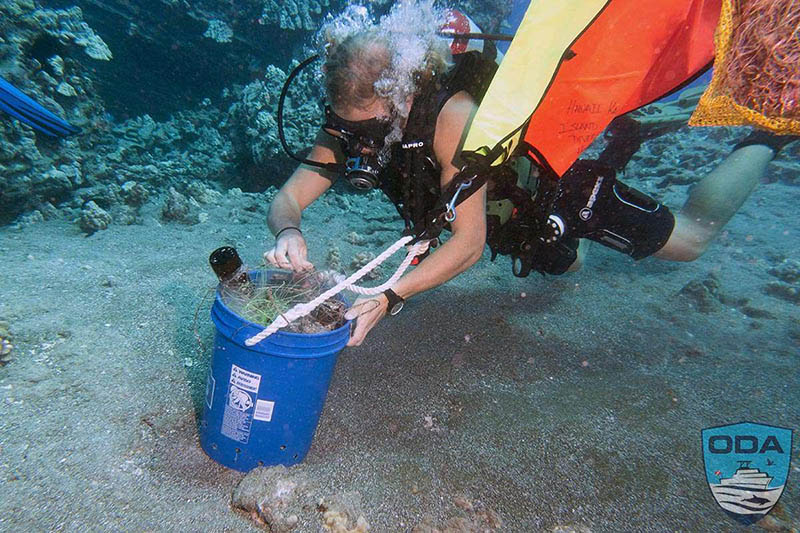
[702,422,793,525]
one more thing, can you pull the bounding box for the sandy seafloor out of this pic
[0,153,799,532]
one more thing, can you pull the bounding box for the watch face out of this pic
[389,300,404,316]
[384,289,404,316]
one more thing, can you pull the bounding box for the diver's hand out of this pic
[344,295,387,346]
[264,229,314,272]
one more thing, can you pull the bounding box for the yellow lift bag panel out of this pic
[461,0,610,166]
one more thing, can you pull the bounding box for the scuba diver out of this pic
[265,1,796,346]
[266,6,497,346]
[0,76,80,137]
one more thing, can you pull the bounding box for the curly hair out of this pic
[323,29,450,118]
[324,31,392,111]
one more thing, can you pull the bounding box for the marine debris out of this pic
[224,269,348,334]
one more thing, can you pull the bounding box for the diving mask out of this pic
[322,105,393,190]
[277,54,395,191]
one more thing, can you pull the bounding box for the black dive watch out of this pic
[383,288,405,316]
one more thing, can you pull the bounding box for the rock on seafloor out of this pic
[231,466,370,532]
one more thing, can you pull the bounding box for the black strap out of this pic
[274,226,302,240]
[409,156,493,241]
[597,116,643,171]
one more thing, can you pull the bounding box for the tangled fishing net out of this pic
[691,0,800,134]
[222,269,348,334]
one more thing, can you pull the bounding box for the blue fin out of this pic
[0,76,81,137]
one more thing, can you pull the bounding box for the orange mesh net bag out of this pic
[690,0,800,134]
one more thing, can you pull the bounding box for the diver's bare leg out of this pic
[567,239,590,272]
[655,144,774,261]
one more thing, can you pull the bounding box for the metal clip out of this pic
[444,178,473,223]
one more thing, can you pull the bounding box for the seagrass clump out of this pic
[223,269,347,334]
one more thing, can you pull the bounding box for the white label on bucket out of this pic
[229,364,261,393]
[220,364,262,443]
[254,400,275,422]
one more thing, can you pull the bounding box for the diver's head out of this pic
[324,31,392,115]
[321,31,396,190]
[322,26,449,122]
[315,2,453,189]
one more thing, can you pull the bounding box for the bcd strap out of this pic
[409,150,496,242]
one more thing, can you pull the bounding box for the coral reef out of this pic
[454,0,512,33]
[350,251,382,281]
[677,271,780,320]
[120,181,149,207]
[678,272,722,313]
[204,19,234,43]
[224,62,321,175]
[1,72,236,226]
[78,200,112,234]
[260,0,333,31]
[764,281,800,304]
[161,187,201,225]
[768,258,800,283]
[345,231,365,245]
[761,258,800,304]
[0,0,325,228]
[326,244,343,271]
[185,182,222,205]
[5,4,113,62]
[0,2,109,222]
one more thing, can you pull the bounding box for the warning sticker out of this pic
[221,406,251,443]
[220,364,262,443]
[229,364,261,393]
[254,399,275,422]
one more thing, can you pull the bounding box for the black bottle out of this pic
[209,246,253,295]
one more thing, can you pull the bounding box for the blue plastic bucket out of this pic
[199,272,349,471]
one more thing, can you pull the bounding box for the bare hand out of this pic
[264,230,314,272]
[344,296,387,346]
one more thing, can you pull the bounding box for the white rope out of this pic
[333,239,429,295]
[244,236,428,346]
